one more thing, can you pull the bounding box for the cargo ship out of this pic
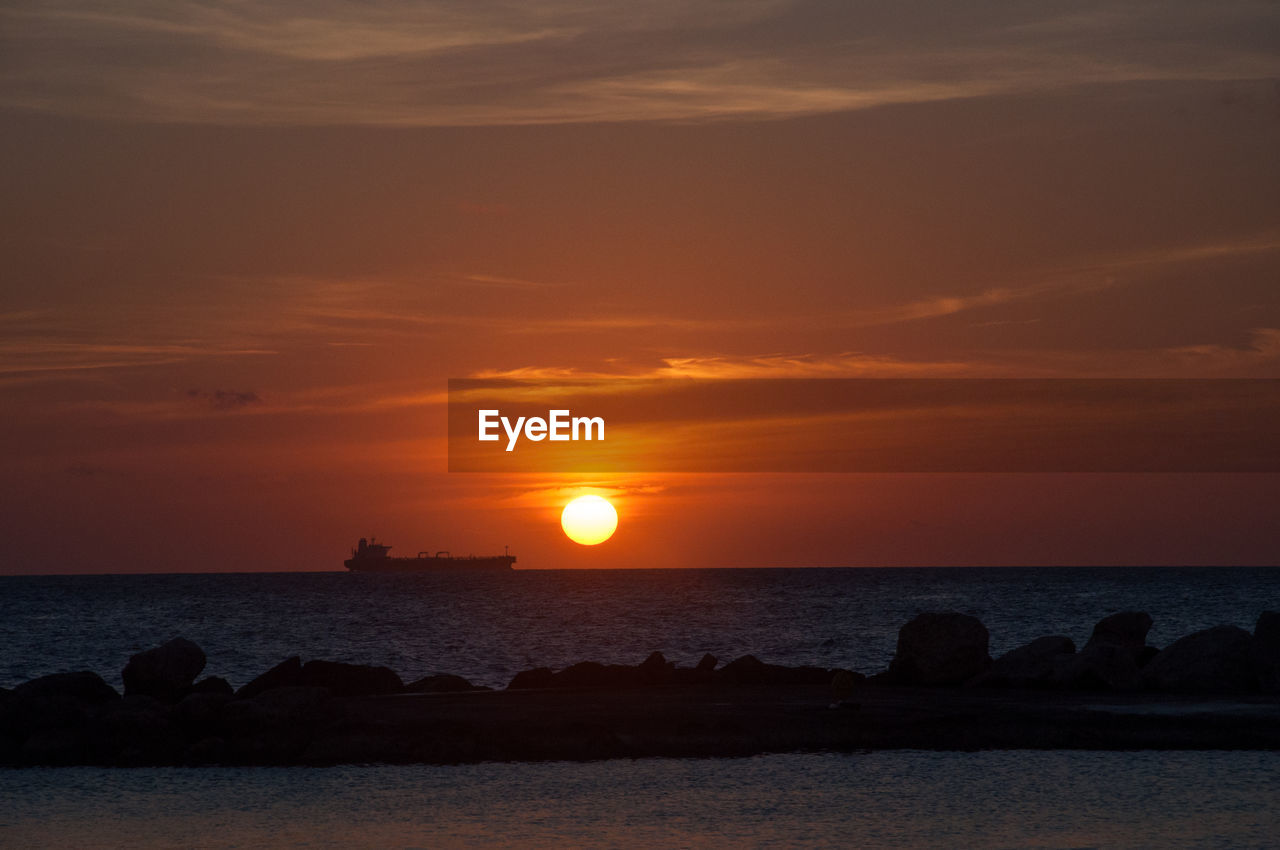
[344,537,516,572]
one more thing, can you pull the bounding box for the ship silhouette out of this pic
[344,537,516,572]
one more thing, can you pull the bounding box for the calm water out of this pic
[3,751,1278,848]
[1,567,1276,690]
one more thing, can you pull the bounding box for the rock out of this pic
[507,667,555,689]
[185,736,227,764]
[97,695,183,764]
[172,691,232,734]
[403,675,487,693]
[552,661,641,689]
[1255,611,1280,645]
[1142,625,1258,693]
[696,654,718,673]
[716,655,838,685]
[236,657,303,699]
[1051,641,1142,691]
[223,686,332,733]
[971,636,1075,688]
[1254,611,1280,693]
[12,671,119,705]
[190,676,234,697]
[718,655,767,682]
[5,672,120,740]
[122,638,206,701]
[887,613,991,686]
[1086,612,1153,655]
[1047,612,1155,691]
[639,652,675,684]
[299,660,403,697]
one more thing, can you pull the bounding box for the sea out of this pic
[3,566,1279,848]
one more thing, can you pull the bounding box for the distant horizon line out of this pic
[2,564,1276,578]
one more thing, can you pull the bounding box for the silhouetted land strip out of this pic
[3,610,1278,766]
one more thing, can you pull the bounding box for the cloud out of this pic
[187,388,263,410]
[1,0,1276,126]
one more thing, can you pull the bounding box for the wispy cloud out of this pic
[2,0,1276,126]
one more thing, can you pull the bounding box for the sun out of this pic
[561,495,618,546]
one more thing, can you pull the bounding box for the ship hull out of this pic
[344,555,516,573]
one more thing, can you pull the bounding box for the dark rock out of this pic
[718,655,767,682]
[299,660,403,697]
[641,651,667,670]
[1254,611,1280,693]
[716,655,836,685]
[96,695,182,764]
[639,652,675,684]
[508,667,555,689]
[553,661,642,689]
[887,613,991,686]
[1138,646,1161,668]
[1255,611,1280,645]
[173,691,232,734]
[20,727,91,765]
[185,736,227,764]
[12,671,119,705]
[1048,612,1155,691]
[404,675,487,693]
[971,635,1075,688]
[1142,626,1258,693]
[696,654,718,673]
[1086,612,1153,655]
[122,638,206,701]
[236,656,303,699]
[1051,641,1142,691]
[5,672,119,740]
[190,676,234,697]
[223,686,332,733]
[222,687,333,763]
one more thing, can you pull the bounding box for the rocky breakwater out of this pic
[3,611,1280,767]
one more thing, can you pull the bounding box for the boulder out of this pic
[1048,612,1154,691]
[403,675,487,693]
[222,686,332,734]
[715,655,838,685]
[97,695,183,764]
[5,672,120,738]
[1051,641,1142,691]
[1085,612,1153,655]
[971,635,1075,688]
[299,660,403,697]
[552,661,642,689]
[122,638,206,701]
[12,671,119,705]
[190,676,234,697]
[1142,625,1258,693]
[507,667,555,689]
[236,657,303,699]
[696,654,718,673]
[639,652,675,684]
[1255,611,1280,645]
[887,613,990,686]
[1253,611,1280,693]
[173,691,233,733]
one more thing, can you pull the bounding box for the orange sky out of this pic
[2,1,1279,572]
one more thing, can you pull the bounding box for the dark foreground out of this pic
[6,682,1280,767]
[5,608,1279,766]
